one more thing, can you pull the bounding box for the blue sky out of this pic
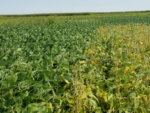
[0,0,150,15]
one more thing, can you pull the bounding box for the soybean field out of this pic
[0,12,150,113]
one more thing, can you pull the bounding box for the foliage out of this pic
[46,17,56,25]
[1,11,150,26]
[78,24,150,112]
[0,12,150,112]
[0,21,97,112]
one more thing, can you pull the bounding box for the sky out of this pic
[0,0,150,15]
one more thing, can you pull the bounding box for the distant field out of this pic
[0,11,150,113]
[0,11,150,25]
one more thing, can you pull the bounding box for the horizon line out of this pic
[0,10,150,16]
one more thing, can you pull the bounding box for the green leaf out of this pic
[135,100,140,109]
[18,91,29,99]
[80,92,87,99]
[4,98,15,107]
[18,80,34,88]
[88,98,97,108]
[128,92,136,99]
[17,48,22,52]
[27,106,39,112]
[107,77,115,81]
[25,103,46,112]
